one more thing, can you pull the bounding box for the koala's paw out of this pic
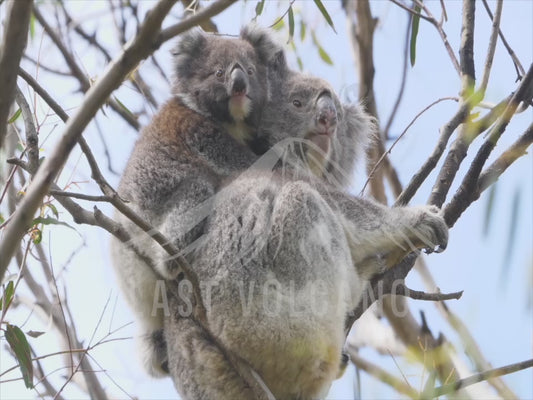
[141,329,169,377]
[412,205,449,254]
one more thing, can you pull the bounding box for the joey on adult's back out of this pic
[173,28,269,147]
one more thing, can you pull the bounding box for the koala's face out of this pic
[260,73,342,176]
[172,30,269,131]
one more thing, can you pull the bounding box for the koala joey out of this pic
[110,25,282,377]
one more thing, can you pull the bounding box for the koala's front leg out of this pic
[378,205,448,267]
[326,191,448,276]
[153,181,216,279]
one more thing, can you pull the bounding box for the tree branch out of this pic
[431,358,533,398]
[0,0,33,149]
[481,0,525,80]
[0,0,178,290]
[479,0,502,93]
[478,123,533,193]
[444,64,533,227]
[14,86,39,175]
[396,101,468,206]
[347,347,419,399]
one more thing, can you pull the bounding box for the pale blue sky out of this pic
[1,1,531,399]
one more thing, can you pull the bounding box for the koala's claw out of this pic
[415,205,449,255]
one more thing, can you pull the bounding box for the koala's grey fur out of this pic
[112,23,449,399]
[110,25,282,377]
[162,29,448,400]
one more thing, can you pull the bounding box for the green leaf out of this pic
[272,18,285,31]
[29,13,35,39]
[410,1,422,66]
[32,216,74,230]
[5,324,33,389]
[0,213,5,224]
[26,331,45,339]
[8,108,21,124]
[318,46,333,65]
[46,203,59,219]
[313,0,336,33]
[288,5,295,43]
[501,188,521,279]
[296,56,303,71]
[0,281,15,310]
[300,20,307,42]
[311,31,334,66]
[113,96,136,120]
[254,0,265,18]
[482,183,496,236]
[31,228,42,244]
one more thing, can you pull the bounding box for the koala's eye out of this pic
[215,69,224,78]
[247,67,254,75]
[292,99,302,108]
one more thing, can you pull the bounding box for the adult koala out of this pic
[163,28,448,400]
[110,25,282,377]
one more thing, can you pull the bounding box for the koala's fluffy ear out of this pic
[172,28,207,79]
[240,24,288,74]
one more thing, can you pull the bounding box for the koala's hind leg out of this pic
[164,293,257,400]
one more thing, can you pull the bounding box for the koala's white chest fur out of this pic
[224,120,253,145]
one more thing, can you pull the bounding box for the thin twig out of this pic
[395,100,467,206]
[363,97,458,197]
[347,347,419,399]
[32,5,140,131]
[479,0,503,93]
[444,64,533,226]
[383,10,412,139]
[0,0,33,148]
[394,283,463,301]
[389,0,432,23]
[481,0,525,80]
[14,86,39,175]
[415,0,461,75]
[431,358,533,397]
[478,122,533,193]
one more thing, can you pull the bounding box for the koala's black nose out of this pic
[230,66,247,95]
[316,94,337,131]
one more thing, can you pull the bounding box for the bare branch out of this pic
[481,0,525,80]
[14,86,39,174]
[478,122,533,193]
[459,0,476,92]
[382,12,412,139]
[395,283,463,301]
[0,0,180,281]
[0,0,33,149]
[396,101,468,206]
[32,5,141,131]
[347,348,419,399]
[388,0,432,23]
[414,259,517,398]
[364,97,458,198]
[159,0,238,43]
[414,0,461,75]
[432,358,533,398]
[479,0,502,93]
[444,64,533,226]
